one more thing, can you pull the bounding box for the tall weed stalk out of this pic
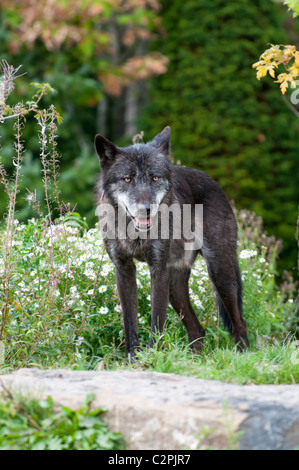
[0,61,73,364]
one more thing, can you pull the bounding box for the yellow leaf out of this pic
[275,72,288,84]
[256,65,267,80]
[280,80,289,95]
[268,64,276,78]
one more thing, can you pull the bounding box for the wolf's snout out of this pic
[137,204,151,217]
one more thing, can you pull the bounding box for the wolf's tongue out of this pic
[136,217,150,226]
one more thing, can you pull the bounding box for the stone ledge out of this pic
[0,369,298,450]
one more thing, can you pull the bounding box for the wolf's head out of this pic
[95,127,173,231]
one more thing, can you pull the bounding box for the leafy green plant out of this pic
[0,390,124,450]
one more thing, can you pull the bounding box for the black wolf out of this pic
[95,126,249,359]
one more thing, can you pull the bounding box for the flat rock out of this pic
[0,369,298,450]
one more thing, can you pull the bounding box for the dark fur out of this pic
[95,127,249,359]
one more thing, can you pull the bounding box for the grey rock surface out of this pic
[0,368,298,450]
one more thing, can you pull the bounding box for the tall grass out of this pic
[0,62,298,382]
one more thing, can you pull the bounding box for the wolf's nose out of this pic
[137,204,151,216]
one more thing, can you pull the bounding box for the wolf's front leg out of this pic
[115,260,139,360]
[149,268,169,348]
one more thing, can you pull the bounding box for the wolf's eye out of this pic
[124,177,131,183]
[152,176,159,181]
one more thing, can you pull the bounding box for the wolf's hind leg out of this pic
[205,255,249,351]
[169,268,205,352]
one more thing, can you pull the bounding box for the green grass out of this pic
[100,330,299,385]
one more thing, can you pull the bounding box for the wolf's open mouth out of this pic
[126,207,152,231]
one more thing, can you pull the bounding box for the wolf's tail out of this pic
[217,298,233,334]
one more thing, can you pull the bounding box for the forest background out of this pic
[0,0,298,278]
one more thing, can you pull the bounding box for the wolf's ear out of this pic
[151,126,171,156]
[95,134,118,168]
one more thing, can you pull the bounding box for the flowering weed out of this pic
[0,214,297,371]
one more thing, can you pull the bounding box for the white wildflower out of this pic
[99,306,109,314]
[72,259,82,267]
[102,263,113,275]
[84,269,96,280]
[98,285,108,293]
[243,249,257,258]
